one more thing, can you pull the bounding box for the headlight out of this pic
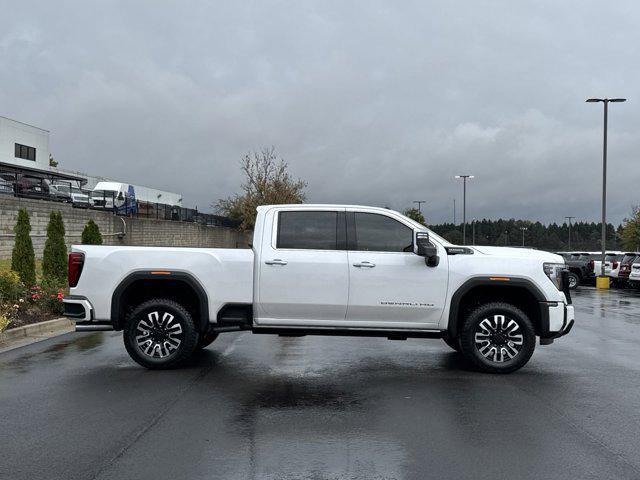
[543,262,565,290]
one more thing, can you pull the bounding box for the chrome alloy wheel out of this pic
[474,314,524,363]
[135,311,184,358]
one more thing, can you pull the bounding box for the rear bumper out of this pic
[62,295,93,321]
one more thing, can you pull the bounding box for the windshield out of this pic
[622,254,637,264]
[92,190,115,198]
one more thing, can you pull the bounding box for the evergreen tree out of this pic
[42,211,67,283]
[11,209,36,286]
[81,219,103,245]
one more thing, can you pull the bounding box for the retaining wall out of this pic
[0,196,250,259]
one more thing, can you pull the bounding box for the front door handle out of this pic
[265,259,288,266]
[353,261,376,268]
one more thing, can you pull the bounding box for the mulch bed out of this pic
[7,310,60,330]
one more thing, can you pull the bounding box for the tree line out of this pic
[216,147,640,252]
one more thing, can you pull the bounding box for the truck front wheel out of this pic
[459,302,535,374]
[123,299,199,369]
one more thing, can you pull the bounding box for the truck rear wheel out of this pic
[124,299,199,369]
[459,302,535,374]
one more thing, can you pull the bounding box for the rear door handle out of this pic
[265,259,288,266]
[353,261,376,268]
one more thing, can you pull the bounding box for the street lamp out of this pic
[413,200,426,213]
[520,226,528,247]
[586,97,626,285]
[564,216,575,251]
[455,175,474,245]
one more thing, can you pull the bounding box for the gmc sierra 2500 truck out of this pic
[63,204,574,374]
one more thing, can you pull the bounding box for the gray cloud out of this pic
[1,0,638,224]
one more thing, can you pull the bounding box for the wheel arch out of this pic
[111,271,209,332]
[447,277,549,338]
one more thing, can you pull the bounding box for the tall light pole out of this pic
[413,200,426,213]
[455,175,474,245]
[564,216,575,251]
[520,226,528,247]
[587,97,626,283]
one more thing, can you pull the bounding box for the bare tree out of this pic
[216,147,307,230]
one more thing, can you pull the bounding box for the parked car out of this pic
[0,174,14,194]
[628,261,640,289]
[617,253,640,287]
[64,204,574,374]
[556,252,593,289]
[49,184,92,208]
[592,252,623,278]
[14,176,50,199]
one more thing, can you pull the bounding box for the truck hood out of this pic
[469,246,563,263]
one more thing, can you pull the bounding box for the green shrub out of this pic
[81,219,103,245]
[42,211,67,283]
[11,209,36,287]
[0,270,24,303]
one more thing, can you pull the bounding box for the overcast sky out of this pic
[1,1,638,224]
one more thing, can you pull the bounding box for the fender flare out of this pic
[447,276,550,338]
[110,271,209,331]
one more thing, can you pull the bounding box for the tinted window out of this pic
[15,143,36,161]
[277,211,338,250]
[354,213,413,252]
[622,254,637,264]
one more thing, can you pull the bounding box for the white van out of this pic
[91,182,136,213]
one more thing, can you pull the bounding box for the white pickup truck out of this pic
[63,204,574,373]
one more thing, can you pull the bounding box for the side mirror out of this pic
[416,232,440,267]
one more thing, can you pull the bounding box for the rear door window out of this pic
[277,211,338,250]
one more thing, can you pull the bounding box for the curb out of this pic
[0,317,75,354]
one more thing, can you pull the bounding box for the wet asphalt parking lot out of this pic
[2,287,640,480]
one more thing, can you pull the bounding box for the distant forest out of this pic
[429,220,623,252]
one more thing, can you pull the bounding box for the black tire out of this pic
[459,302,536,374]
[197,329,219,350]
[443,337,461,352]
[123,298,199,369]
[567,272,580,290]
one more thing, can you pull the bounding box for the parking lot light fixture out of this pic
[586,97,626,288]
[455,175,474,245]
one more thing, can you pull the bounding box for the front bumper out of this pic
[540,302,574,344]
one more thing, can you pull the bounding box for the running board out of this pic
[251,327,445,339]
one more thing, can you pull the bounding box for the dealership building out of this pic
[0,115,182,206]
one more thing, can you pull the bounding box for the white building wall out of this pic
[0,116,50,170]
[0,115,183,207]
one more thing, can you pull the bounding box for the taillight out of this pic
[68,252,85,287]
[613,261,619,269]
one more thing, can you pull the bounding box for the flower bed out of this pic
[0,271,66,332]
